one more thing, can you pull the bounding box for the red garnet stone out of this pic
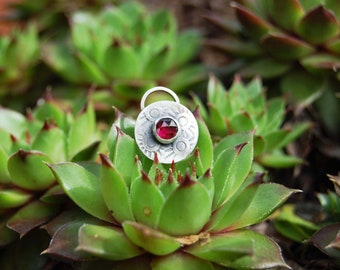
[154,117,178,143]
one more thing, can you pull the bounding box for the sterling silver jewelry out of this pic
[135,86,199,164]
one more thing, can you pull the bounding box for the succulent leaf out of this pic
[151,252,215,270]
[100,154,134,223]
[232,3,272,39]
[266,0,305,31]
[78,224,144,260]
[311,223,340,259]
[262,34,314,61]
[7,201,59,237]
[122,221,181,256]
[0,189,31,209]
[8,150,55,191]
[157,179,211,236]
[185,234,253,265]
[212,133,253,209]
[296,5,340,44]
[49,162,114,223]
[224,183,300,231]
[108,127,137,184]
[130,171,165,228]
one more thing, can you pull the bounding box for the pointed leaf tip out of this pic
[235,142,248,154]
[141,171,152,183]
[99,153,113,168]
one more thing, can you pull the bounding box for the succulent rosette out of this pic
[43,1,205,111]
[0,24,39,102]
[0,95,100,247]
[207,0,340,135]
[46,105,298,269]
[193,75,310,168]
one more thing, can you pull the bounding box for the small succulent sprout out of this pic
[43,1,205,110]
[47,109,297,269]
[194,75,310,168]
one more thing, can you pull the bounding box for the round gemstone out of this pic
[154,117,179,143]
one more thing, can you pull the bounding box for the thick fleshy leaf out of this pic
[0,107,26,138]
[8,150,55,191]
[103,46,141,79]
[49,162,114,222]
[326,0,340,21]
[262,34,314,61]
[31,122,66,162]
[280,68,325,106]
[157,179,211,236]
[267,0,304,31]
[151,252,215,270]
[311,223,340,259]
[200,230,288,269]
[232,3,272,39]
[226,183,299,230]
[239,58,291,79]
[273,204,319,242]
[130,172,164,228]
[78,224,143,260]
[68,102,98,160]
[0,189,31,209]
[206,103,227,137]
[296,6,340,44]
[43,220,94,261]
[0,145,11,184]
[100,154,134,223]
[212,133,253,209]
[108,127,136,185]
[301,53,340,72]
[185,233,253,265]
[205,37,260,57]
[207,75,229,117]
[101,159,133,214]
[258,151,303,168]
[43,43,83,83]
[7,201,59,237]
[76,51,108,85]
[193,108,214,174]
[228,112,255,133]
[123,221,180,256]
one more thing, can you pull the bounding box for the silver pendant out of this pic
[134,87,199,164]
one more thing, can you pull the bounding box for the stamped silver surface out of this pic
[135,99,199,164]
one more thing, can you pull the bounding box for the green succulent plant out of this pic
[6,0,118,34]
[193,75,310,168]
[207,0,340,135]
[43,1,205,111]
[0,24,40,105]
[310,173,340,262]
[44,105,298,269]
[0,94,100,248]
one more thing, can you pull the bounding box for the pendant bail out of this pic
[135,87,199,164]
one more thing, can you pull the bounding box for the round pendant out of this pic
[134,87,199,164]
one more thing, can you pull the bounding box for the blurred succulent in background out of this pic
[42,1,205,112]
[193,75,310,168]
[4,0,120,35]
[45,106,298,269]
[207,0,340,136]
[0,24,40,107]
[0,94,100,249]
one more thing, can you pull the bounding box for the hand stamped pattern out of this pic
[135,100,198,163]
